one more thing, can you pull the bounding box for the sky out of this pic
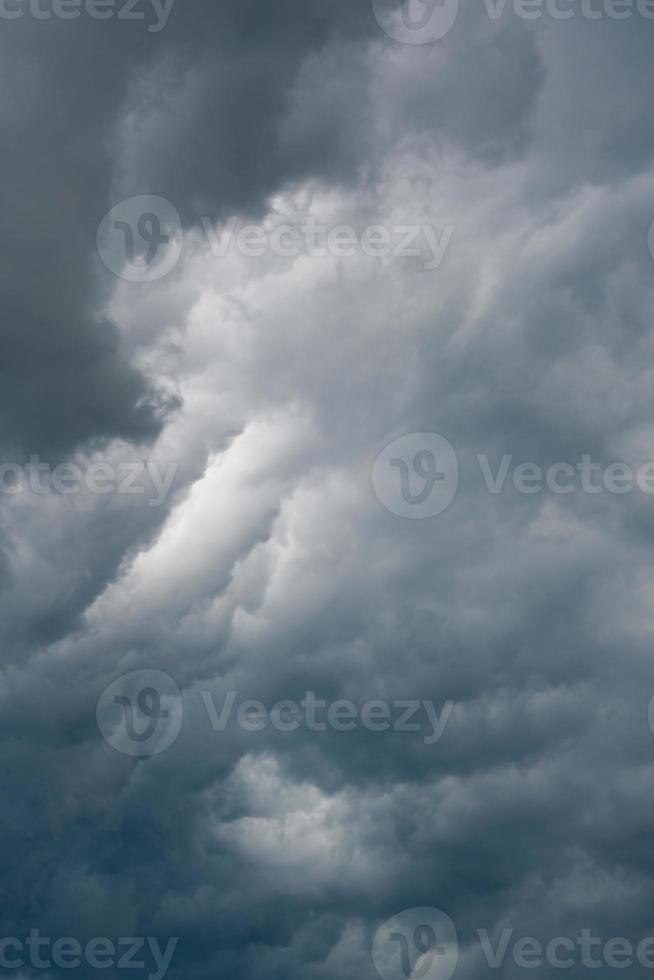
[2,1,654,978]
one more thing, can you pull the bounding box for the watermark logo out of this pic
[372,0,460,43]
[97,197,454,283]
[97,681,455,757]
[96,670,183,758]
[372,433,459,519]
[376,909,654,972]
[373,433,654,519]
[97,195,183,282]
[372,908,459,980]
[371,0,654,40]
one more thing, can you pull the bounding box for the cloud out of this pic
[2,3,654,979]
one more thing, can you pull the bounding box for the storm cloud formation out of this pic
[1,1,654,978]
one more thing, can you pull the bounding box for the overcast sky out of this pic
[2,1,654,978]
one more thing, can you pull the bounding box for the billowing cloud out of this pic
[1,2,654,979]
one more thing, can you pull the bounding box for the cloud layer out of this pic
[2,2,654,978]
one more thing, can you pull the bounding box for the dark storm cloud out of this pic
[2,2,654,980]
[0,0,376,459]
[0,19,163,456]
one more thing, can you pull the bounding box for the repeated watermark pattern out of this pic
[0,932,177,979]
[96,195,454,282]
[0,0,176,29]
[96,670,455,757]
[372,0,654,44]
[373,432,654,519]
[372,907,654,980]
[0,456,178,507]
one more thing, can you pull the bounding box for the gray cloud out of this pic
[1,2,654,979]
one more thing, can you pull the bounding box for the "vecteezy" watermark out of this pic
[372,432,654,519]
[372,0,654,45]
[96,670,456,757]
[0,456,178,507]
[200,691,454,745]
[372,907,654,980]
[0,0,176,30]
[96,195,454,282]
[0,931,177,979]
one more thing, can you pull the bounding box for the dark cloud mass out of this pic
[1,1,654,979]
